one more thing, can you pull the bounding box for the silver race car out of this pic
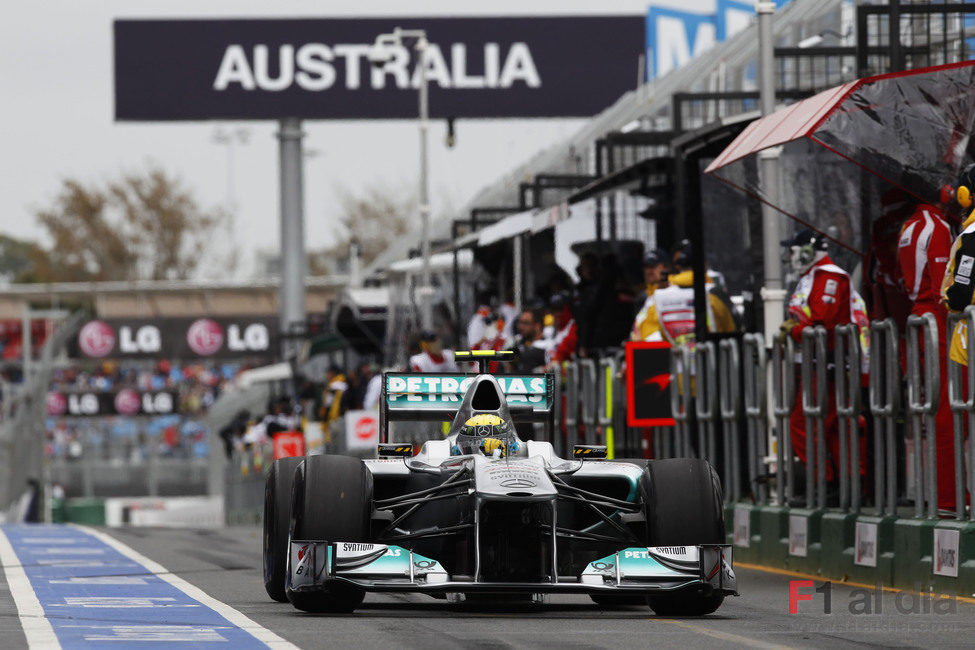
[263,351,735,614]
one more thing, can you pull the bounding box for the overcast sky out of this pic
[0,1,666,278]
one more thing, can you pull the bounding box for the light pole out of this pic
[371,28,433,330]
[756,2,785,347]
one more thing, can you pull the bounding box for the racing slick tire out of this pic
[287,454,373,614]
[642,458,725,617]
[264,456,304,602]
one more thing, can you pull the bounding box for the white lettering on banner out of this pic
[507,378,527,394]
[422,377,441,391]
[854,522,878,567]
[119,326,161,353]
[933,528,961,577]
[214,42,541,92]
[441,377,459,393]
[406,377,422,393]
[788,515,808,557]
[227,324,269,351]
[253,44,293,91]
[68,394,99,415]
[655,15,715,78]
[388,377,407,392]
[295,43,336,90]
[141,392,173,414]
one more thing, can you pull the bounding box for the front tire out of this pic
[264,456,303,602]
[287,455,373,613]
[642,458,725,616]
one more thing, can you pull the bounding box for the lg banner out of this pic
[70,317,278,359]
[47,390,178,417]
[113,16,644,120]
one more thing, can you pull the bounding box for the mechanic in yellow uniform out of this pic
[633,242,736,345]
[631,248,670,341]
[944,167,975,366]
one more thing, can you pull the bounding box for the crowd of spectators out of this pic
[44,359,263,464]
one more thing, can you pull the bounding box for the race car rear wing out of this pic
[380,370,557,443]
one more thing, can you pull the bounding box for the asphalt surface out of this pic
[3,524,975,649]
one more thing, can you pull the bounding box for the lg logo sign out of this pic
[186,319,269,356]
[119,326,161,353]
[78,321,116,358]
[77,317,274,358]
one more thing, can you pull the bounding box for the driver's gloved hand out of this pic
[480,437,506,457]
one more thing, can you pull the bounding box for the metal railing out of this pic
[801,326,829,509]
[835,323,861,513]
[948,308,975,522]
[906,313,939,519]
[868,319,899,517]
[369,310,975,522]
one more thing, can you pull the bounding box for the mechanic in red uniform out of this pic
[898,196,956,510]
[779,229,853,487]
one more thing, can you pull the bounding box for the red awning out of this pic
[703,60,975,257]
[704,82,856,173]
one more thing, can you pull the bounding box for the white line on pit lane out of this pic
[0,527,59,648]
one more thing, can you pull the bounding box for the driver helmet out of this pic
[452,413,518,457]
[781,228,828,274]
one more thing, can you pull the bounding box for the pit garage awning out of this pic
[705,60,975,259]
[477,210,535,246]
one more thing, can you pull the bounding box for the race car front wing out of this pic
[287,540,737,596]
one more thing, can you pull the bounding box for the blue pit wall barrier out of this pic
[557,306,975,596]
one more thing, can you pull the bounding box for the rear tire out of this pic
[288,455,373,614]
[642,458,725,616]
[264,456,303,602]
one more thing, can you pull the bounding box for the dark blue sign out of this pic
[114,17,645,121]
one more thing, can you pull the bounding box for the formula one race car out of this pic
[263,351,735,615]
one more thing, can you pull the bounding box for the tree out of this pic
[32,167,226,282]
[310,182,416,275]
[0,234,50,284]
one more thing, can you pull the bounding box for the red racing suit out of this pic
[788,256,857,482]
[897,204,956,510]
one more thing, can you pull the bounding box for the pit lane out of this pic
[3,525,974,649]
